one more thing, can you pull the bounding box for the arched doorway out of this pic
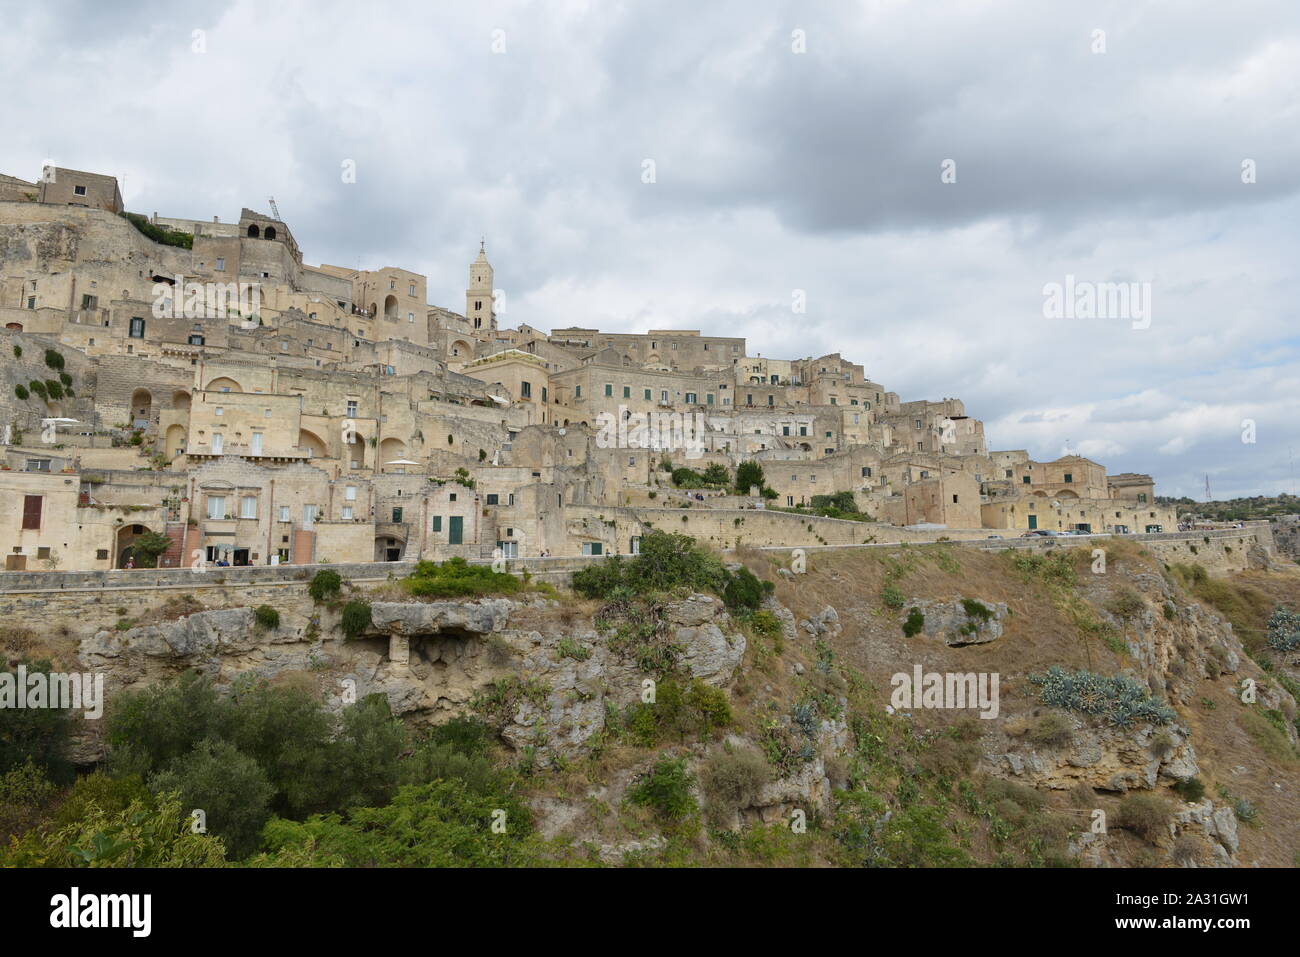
[375,533,407,562]
[115,523,164,568]
[379,437,407,464]
[131,389,152,428]
[165,424,187,458]
[345,434,366,469]
[247,224,260,238]
[4,322,21,331]
[264,226,277,240]
[383,294,398,319]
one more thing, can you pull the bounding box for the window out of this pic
[1063,473,1073,483]
[74,184,87,195]
[240,496,257,519]
[952,494,959,504]
[409,282,416,296]
[345,486,357,501]
[449,493,457,502]
[215,407,224,416]
[278,506,290,521]
[26,297,34,309]
[581,542,604,556]
[96,549,109,560]
[542,387,548,403]
[432,516,442,532]
[630,536,641,555]
[211,433,223,453]
[685,392,697,404]
[706,393,714,405]
[604,383,613,397]
[392,507,403,522]
[486,493,499,505]
[22,495,42,529]
[188,334,204,345]
[342,505,354,520]
[861,466,872,477]
[623,386,631,398]
[129,317,146,338]
[215,258,225,271]
[346,400,358,417]
[644,389,652,401]
[303,505,318,527]
[575,385,582,398]
[521,381,532,399]
[250,433,263,455]
[206,496,226,520]
[25,459,50,472]
[1022,476,1031,484]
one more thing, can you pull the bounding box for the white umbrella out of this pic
[384,459,420,465]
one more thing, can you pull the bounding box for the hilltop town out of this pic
[0,165,1177,572]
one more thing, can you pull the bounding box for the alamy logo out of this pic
[0,665,104,719]
[49,887,151,937]
[152,276,261,320]
[595,405,708,460]
[890,666,1000,719]
[1042,275,1151,329]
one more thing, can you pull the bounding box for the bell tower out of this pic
[466,240,495,337]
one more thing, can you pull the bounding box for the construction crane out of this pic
[268,196,282,221]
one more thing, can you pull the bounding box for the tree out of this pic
[735,460,765,495]
[148,739,275,860]
[0,659,73,782]
[129,530,172,568]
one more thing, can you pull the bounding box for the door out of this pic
[1028,515,1037,530]
[448,516,463,545]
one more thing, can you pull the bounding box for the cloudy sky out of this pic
[3,0,1298,499]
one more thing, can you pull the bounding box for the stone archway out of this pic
[264,226,277,240]
[384,294,398,319]
[247,224,260,238]
[115,523,164,568]
[131,388,152,428]
[172,390,191,411]
[165,424,187,458]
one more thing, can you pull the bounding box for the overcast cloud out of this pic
[3,0,1298,499]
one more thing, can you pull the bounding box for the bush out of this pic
[1025,713,1074,749]
[1116,792,1173,841]
[721,565,771,612]
[699,746,770,827]
[402,557,521,598]
[902,608,925,637]
[44,380,63,400]
[572,530,725,599]
[253,605,280,629]
[13,384,28,400]
[340,600,372,639]
[308,568,343,602]
[148,739,275,859]
[58,372,71,387]
[43,349,64,371]
[1172,777,1206,802]
[122,211,194,248]
[881,584,905,609]
[1028,666,1176,728]
[0,659,73,782]
[627,756,697,821]
[734,461,765,495]
[0,760,56,840]
[28,380,47,400]
[11,345,20,358]
[128,530,172,568]
[1105,587,1146,621]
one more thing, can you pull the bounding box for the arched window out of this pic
[264,226,276,240]
[247,224,260,238]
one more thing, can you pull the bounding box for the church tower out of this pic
[466,241,496,337]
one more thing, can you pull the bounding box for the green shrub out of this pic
[43,349,64,371]
[1115,792,1173,841]
[721,565,771,612]
[341,600,372,639]
[122,211,194,248]
[253,605,280,629]
[402,557,521,598]
[734,461,765,495]
[572,530,725,599]
[128,530,172,568]
[0,759,56,840]
[44,380,63,400]
[557,637,590,661]
[0,659,73,782]
[1105,587,1146,621]
[1025,712,1074,749]
[627,756,697,821]
[699,746,770,827]
[13,385,28,400]
[902,608,925,637]
[1172,777,1206,802]
[1028,666,1176,728]
[148,739,275,859]
[308,569,343,602]
[58,372,71,387]
[881,584,906,609]
[11,345,20,358]
[28,380,47,400]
